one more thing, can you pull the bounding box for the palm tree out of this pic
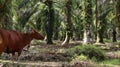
[96,0,113,43]
[116,0,120,38]
[45,0,54,44]
[83,0,93,43]
[62,0,73,45]
[95,0,105,43]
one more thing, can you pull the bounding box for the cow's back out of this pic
[0,29,23,53]
[7,30,23,53]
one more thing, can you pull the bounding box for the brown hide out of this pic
[0,29,44,56]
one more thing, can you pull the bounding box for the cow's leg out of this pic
[18,50,22,60]
[11,52,20,66]
[0,45,5,66]
[0,44,5,57]
[0,35,4,54]
[11,52,16,66]
[13,52,20,67]
[13,51,22,67]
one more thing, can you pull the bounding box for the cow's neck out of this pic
[23,33,33,46]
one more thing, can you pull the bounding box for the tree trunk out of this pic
[45,0,54,44]
[95,0,104,43]
[83,29,91,43]
[83,0,93,44]
[62,31,70,45]
[62,0,72,45]
[95,0,98,41]
[96,29,104,43]
[116,0,120,37]
[112,29,117,42]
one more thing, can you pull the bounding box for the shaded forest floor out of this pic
[0,41,120,67]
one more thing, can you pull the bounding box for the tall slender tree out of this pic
[116,0,120,38]
[45,0,54,44]
[95,0,98,41]
[112,0,117,42]
[96,0,112,43]
[96,0,104,43]
[83,0,93,43]
[95,0,104,43]
[62,0,73,45]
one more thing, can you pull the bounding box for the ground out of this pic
[0,41,120,67]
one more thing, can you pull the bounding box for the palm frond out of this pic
[99,7,113,20]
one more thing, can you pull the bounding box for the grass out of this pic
[100,59,120,65]
[103,39,112,43]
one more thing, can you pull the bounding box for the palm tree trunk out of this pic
[95,0,104,43]
[83,29,91,43]
[96,29,104,43]
[95,0,98,40]
[116,0,120,38]
[62,0,72,45]
[45,0,54,44]
[112,28,117,42]
[62,31,70,45]
[83,0,93,44]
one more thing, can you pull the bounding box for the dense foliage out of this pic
[0,0,120,44]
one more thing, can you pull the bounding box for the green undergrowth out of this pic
[100,59,120,65]
[66,44,106,61]
[103,39,112,43]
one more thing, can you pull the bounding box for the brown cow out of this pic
[0,29,44,57]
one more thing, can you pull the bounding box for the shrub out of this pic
[66,45,106,61]
[71,54,88,62]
